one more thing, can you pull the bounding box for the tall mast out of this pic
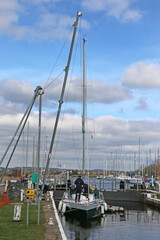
[82,38,86,176]
[42,11,82,189]
[25,121,29,174]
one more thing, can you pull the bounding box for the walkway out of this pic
[43,197,63,240]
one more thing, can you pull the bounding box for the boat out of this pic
[128,177,143,184]
[115,174,131,182]
[106,174,114,179]
[107,205,124,213]
[58,38,107,219]
[58,188,107,219]
[97,176,103,179]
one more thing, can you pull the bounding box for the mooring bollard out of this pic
[13,205,22,222]
[47,191,50,197]
[21,189,24,201]
[48,217,54,225]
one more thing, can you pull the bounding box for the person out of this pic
[120,180,124,191]
[67,179,71,189]
[74,176,84,202]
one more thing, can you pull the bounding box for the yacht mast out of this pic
[42,11,82,189]
[82,38,86,176]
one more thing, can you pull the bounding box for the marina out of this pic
[1,174,160,240]
[53,177,160,240]
[0,3,160,240]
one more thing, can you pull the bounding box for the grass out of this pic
[156,194,160,199]
[0,203,46,240]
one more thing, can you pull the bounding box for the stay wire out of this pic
[42,27,73,91]
[42,28,74,168]
[49,21,82,169]
[70,19,83,170]
[43,70,64,91]
[66,22,82,169]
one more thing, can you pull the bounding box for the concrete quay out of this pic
[143,191,160,207]
[44,192,67,240]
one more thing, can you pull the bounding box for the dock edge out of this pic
[50,192,67,240]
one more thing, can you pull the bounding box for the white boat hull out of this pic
[58,191,107,219]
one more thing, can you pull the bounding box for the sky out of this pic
[0,0,160,173]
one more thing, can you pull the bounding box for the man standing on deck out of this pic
[75,176,84,202]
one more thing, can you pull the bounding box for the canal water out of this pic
[59,202,160,240]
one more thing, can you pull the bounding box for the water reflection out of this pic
[61,215,105,240]
[60,203,160,240]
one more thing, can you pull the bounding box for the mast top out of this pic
[77,11,82,16]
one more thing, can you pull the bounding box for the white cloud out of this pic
[0,0,141,41]
[0,12,18,29]
[0,0,20,11]
[0,0,25,39]
[1,112,160,169]
[122,9,142,22]
[34,13,89,40]
[0,79,34,104]
[0,77,132,110]
[95,116,160,149]
[0,0,21,33]
[45,78,132,104]
[0,98,24,115]
[121,61,160,89]
[0,1,89,41]
[81,0,142,22]
[107,0,129,19]
[88,81,132,103]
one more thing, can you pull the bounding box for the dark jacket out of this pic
[75,177,84,191]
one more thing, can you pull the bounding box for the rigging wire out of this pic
[0,86,42,183]
[43,70,64,91]
[0,87,41,166]
[49,19,82,169]
[88,81,96,169]
[69,19,83,170]
[43,25,81,169]
[81,39,96,170]
[40,28,74,169]
[42,27,73,91]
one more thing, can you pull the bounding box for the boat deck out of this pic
[63,198,104,211]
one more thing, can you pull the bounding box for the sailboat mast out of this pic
[26,121,29,174]
[82,38,86,176]
[42,11,82,189]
